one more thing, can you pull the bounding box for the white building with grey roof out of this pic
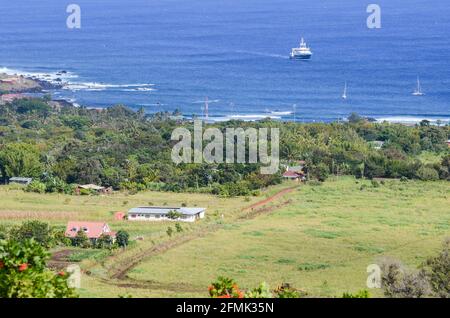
[127,206,206,222]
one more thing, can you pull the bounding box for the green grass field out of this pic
[127,177,449,297]
[0,178,448,298]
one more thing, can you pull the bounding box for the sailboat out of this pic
[342,82,348,100]
[412,76,425,96]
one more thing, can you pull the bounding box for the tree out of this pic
[72,230,90,248]
[96,234,114,249]
[0,143,43,180]
[348,112,364,124]
[9,221,53,248]
[310,163,330,182]
[116,230,129,248]
[167,210,183,220]
[0,238,77,298]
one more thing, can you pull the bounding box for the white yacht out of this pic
[412,76,425,96]
[342,82,348,100]
[290,38,312,60]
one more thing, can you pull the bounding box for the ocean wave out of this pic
[64,82,155,92]
[192,99,220,104]
[0,66,78,84]
[375,116,450,124]
[270,111,293,116]
[211,114,282,121]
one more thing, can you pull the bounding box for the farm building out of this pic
[75,184,113,195]
[128,206,206,222]
[9,177,33,185]
[65,221,116,243]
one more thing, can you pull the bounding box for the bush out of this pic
[96,234,114,249]
[416,166,439,181]
[208,277,244,298]
[245,282,272,298]
[25,180,46,194]
[342,290,370,298]
[116,230,130,248]
[380,258,430,298]
[310,163,330,182]
[175,223,183,233]
[9,221,53,248]
[273,283,300,298]
[422,238,450,298]
[0,238,77,298]
[371,180,380,188]
[72,230,90,248]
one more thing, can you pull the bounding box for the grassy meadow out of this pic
[0,178,448,297]
[127,177,449,297]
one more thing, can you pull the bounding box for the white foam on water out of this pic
[192,99,220,104]
[0,66,78,84]
[375,116,450,125]
[270,111,293,116]
[213,114,283,121]
[64,82,155,92]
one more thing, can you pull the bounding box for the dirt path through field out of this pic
[242,186,297,211]
[106,185,299,281]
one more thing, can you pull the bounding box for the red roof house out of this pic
[282,170,305,181]
[65,221,116,240]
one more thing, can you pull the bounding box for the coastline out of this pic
[1,66,449,126]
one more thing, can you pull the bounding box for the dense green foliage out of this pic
[0,98,448,197]
[0,238,77,298]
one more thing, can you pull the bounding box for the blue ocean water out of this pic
[0,0,449,123]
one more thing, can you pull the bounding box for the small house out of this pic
[9,177,33,186]
[65,221,116,244]
[127,207,206,222]
[282,170,305,182]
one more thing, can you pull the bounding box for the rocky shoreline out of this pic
[0,73,63,94]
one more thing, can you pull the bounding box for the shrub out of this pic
[175,223,183,233]
[380,258,430,298]
[310,163,330,182]
[9,221,53,248]
[0,238,77,298]
[25,180,46,194]
[166,227,173,237]
[342,290,370,298]
[245,282,273,298]
[416,166,439,181]
[208,277,244,298]
[96,234,114,249]
[116,230,130,248]
[422,238,450,298]
[371,180,380,188]
[72,230,90,248]
[273,283,300,298]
